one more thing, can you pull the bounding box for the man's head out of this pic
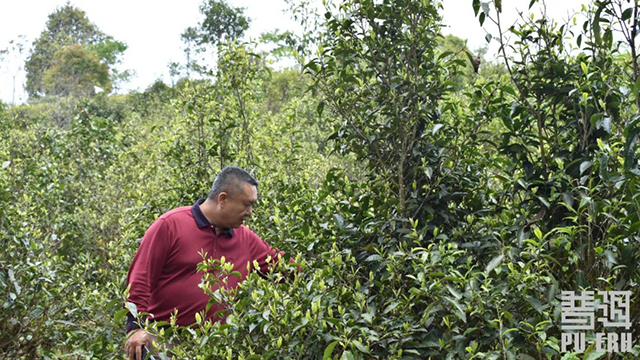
[207,166,258,228]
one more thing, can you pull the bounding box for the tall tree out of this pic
[188,0,250,46]
[42,44,111,97]
[24,4,126,97]
[307,0,472,223]
[177,0,250,76]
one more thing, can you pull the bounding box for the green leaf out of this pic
[55,320,77,327]
[114,308,128,323]
[562,191,574,209]
[591,113,611,133]
[425,166,433,179]
[486,254,504,273]
[12,278,21,295]
[446,284,462,299]
[1,161,9,169]
[502,86,516,96]
[464,50,475,68]
[125,302,138,318]
[580,62,588,75]
[579,196,592,209]
[590,113,603,128]
[7,269,20,296]
[599,154,610,181]
[352,340,370,354]
[580,161,593,175]
[593,5,603,44]
[537,196,550,208]
[365,254,382,262]
[533,227,543,240]
[249,323,258,333]
[438,51,454,60]
[341,351,355,360]
[361,312,374,324]
[444,296,467,322]
[585,351,606,360]
[323,341,339,360]
[481,2,490,14]
[624,114,640,138]
[384,301,399,313]
[603,250,617,265]
[526,297,543,314]
[624,127,640,175]
[317,100,325,117]
[432,123,444,135]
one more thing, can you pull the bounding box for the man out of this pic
[124,166,285,360]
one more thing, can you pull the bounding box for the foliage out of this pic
[24,4,126,97]
[42,44,112,97]
[308,0,469,222]
[188,0,251,47]
[438,34,478,88]
[177,0,251,77]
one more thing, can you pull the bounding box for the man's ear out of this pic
[217,192,229,207]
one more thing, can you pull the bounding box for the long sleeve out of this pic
[126,218,172,316]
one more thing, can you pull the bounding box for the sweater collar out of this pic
[191,199,234,237]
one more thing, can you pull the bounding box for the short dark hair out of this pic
[208,166,258,200]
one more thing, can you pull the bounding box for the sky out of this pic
[0,0,588,105]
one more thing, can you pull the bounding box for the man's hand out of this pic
[125,329,150,360]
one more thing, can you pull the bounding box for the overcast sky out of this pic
[0,0,587,104]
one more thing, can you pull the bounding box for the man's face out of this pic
[220,182,258,228]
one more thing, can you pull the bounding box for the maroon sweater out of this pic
[126,199,283,329]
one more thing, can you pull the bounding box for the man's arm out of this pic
[124,218,171,359]
[126,218,171,315]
